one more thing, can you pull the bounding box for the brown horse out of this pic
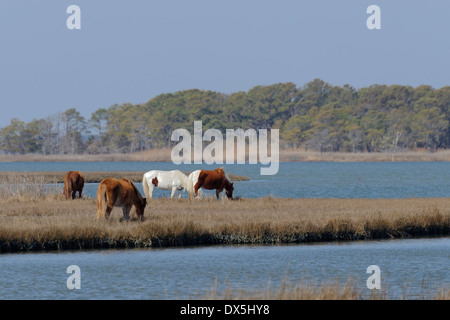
[96,178,147,221]
[188,167,234,199]
[63,171,84,200]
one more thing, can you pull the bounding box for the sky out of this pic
[0,0,449,127]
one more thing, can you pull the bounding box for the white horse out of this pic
[142,170,193,201]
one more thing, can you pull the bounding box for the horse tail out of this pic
[63,173,72,200]
[142,174,151,199]
[178,171,193,202]
[186,177,194,202]
[96,182,107,219]
[189,170,201,198]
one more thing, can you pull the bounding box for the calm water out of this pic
[0,238,448,300]
[1,161,450,199]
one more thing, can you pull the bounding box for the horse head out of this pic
[135,197,147,220]
[225,180,234,199]
[128,179,147,220]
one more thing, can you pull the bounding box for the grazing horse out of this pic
[142,170,193,201]
[96,178,147,221]
[189,167,234,199]
[63,171,84,200]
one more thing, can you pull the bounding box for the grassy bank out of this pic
[0,171,249,184]
[1,149,450,163]
[0,193,448,252]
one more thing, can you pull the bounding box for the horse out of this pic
[63,171,84,200]
[96,178,147,221]
[142,170,193,201]
[189,167,234,199]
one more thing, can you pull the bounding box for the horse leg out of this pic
[216,189,220,199]
[104,195,115,219]
[105,206,113,219]
[171,187,176,198]
[148,184,154,199]
[121,206,131,221]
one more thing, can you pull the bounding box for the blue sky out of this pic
[0,0,449,127]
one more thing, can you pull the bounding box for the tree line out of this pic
[1,79,449,155]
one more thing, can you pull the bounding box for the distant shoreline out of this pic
[1,149,450,163]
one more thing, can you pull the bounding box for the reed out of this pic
[203,278,449,300]
[0,173,59,200]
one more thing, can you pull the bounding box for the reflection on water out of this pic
[0,238,448,299]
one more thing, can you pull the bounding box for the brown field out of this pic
[1,148,450,163]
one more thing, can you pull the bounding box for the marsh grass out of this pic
[203,277,449,300]
[0,184,448,252]
[0,173,60,200]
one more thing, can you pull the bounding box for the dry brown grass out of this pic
[0,190,448,252]
[1,148,450,163]
[204,278,450,300]
[0,148,174,162]
[279,149,450,162]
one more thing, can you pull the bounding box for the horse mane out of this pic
[124,178,145,203]
[224,177,233,188]
[216,167,231,182]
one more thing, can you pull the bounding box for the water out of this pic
[1,161,450,199]
[0,238,448,299]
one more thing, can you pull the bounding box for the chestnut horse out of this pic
[63,171,84,200]
[96,178,147,221]
[189,167,234,199]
